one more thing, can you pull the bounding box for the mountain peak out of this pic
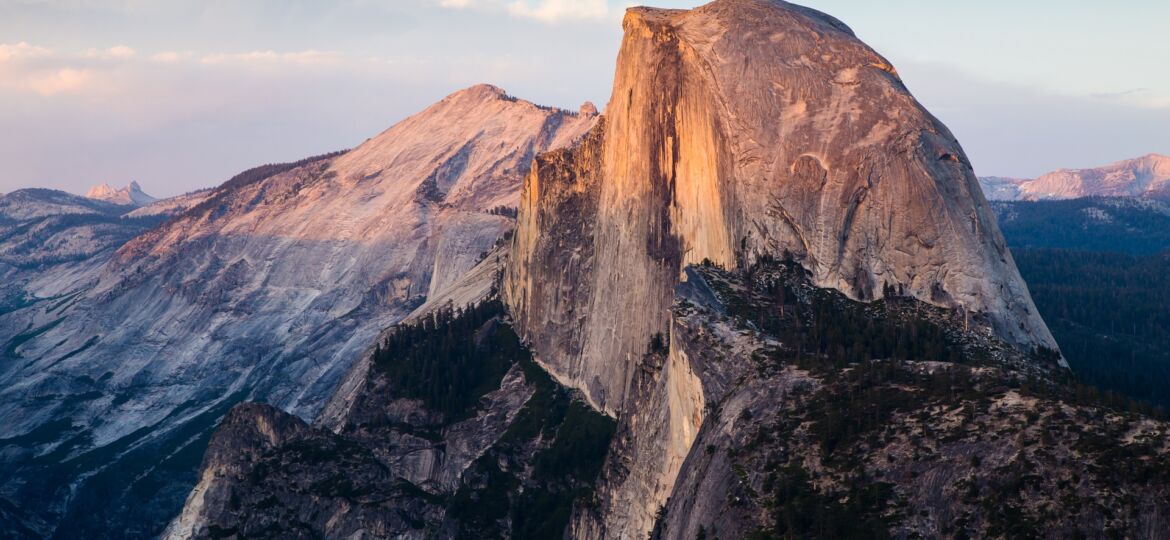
[451,83,507,100]
[84,181,157,206]
[1138,153,1170,165]
[626,0,856,37]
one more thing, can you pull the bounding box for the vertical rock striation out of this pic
[505,0,1057,418]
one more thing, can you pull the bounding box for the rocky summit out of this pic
[84,181,159,207]
[505,0,1055,420]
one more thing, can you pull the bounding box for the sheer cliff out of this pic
[504,0,1057,418]
[0,85,596,539]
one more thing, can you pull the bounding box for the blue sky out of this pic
[1,0,1167,197]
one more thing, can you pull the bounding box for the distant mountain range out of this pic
[979,153,1170,201]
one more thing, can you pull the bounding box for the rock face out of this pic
[979,154,1170,201]
[0,85,596,538]
[85,181,159,206]
[505,0,1056,417]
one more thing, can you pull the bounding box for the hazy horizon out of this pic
[2,0,1168,198]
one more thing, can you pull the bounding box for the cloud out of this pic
[0,42,51,62]
[507,0,608,22]
[149,51,191,63]
[435,0,610,22]
[85,45,136,59]
[24,67,94,95]
[0,42,100,95]
[0,42,350,98]
[1089,88,1170,110]
[198,49,342,66]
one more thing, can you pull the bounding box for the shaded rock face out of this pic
[979,154,1170,201]
[0,85,596,538]
[506,0,1056,416]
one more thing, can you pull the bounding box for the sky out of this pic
[1,0,1168,198]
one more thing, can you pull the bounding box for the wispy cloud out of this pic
[149,51,191,63]
[435,0,610,23]
[0,42,351,97]
[199,49,342,66]
[1090,88,1170,110]
[0,42,103,95]
[85,45,136,59]
[0,42,51,62]
[24,67,94,95]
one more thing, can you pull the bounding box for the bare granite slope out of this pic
[0,85,596,538]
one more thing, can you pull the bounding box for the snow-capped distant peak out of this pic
[85,181,158,206]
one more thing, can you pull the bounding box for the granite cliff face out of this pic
[505,0,1056,417]
[979,154,1170,201]
[0,85,596,538]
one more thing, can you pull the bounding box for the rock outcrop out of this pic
[979,153,1170,201]
[505,0,1056,418]
[85,181,159,207]
[0,85,596,538]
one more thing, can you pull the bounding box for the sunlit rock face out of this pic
[0,84,596,538]
[506,0,1057,414]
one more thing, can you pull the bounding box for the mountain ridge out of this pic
[979,153,1170,201]
[0,84,596,538]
